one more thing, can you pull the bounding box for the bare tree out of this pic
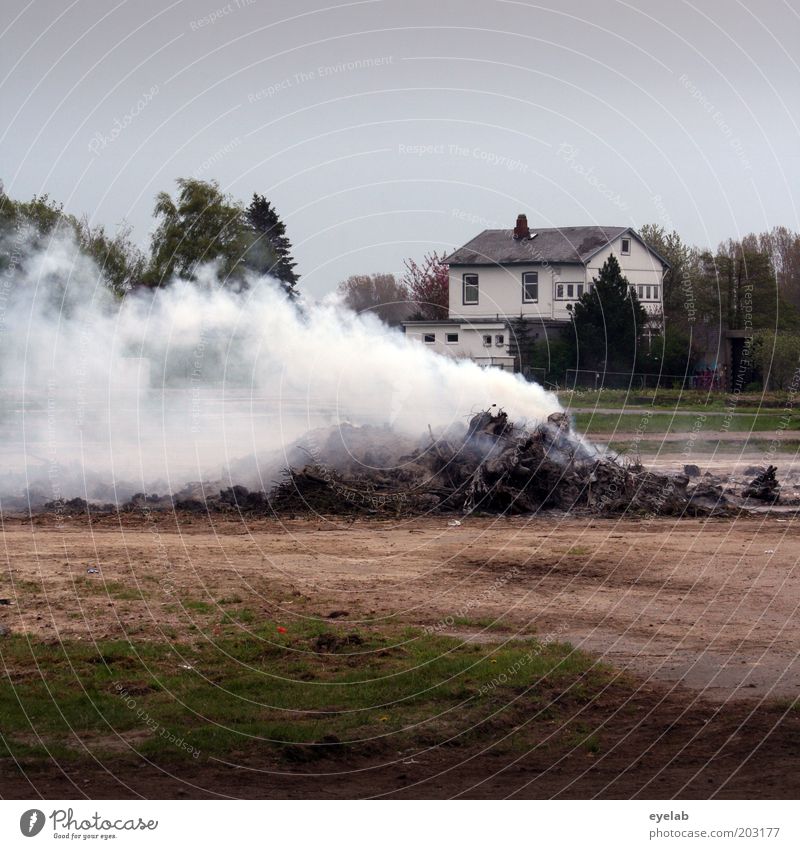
[337,273,412,326]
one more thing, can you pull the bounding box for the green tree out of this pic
[753,330,800,389]
[243,194,299,294]
[0,187,144,297]
[74,218,145,296]
[638,223,700,329]
[146,178,247,286]
[695,237,798,333]
[638,327,699,380]
[566,254,648,375]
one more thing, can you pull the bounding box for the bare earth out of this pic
[2,512,800,798]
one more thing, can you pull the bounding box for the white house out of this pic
[403,216,668,372]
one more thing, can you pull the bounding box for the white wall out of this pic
[448,263,584,321]
[587,234,664,316]
[404,322,514,369]
[448,232,665,321]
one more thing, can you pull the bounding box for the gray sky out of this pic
[2,0,799,298]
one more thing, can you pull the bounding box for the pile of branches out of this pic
[269,408,732,518]
[743,465,780,502]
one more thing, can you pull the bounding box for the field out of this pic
[2,511,800,799]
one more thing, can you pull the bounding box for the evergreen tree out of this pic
[243,194,299,294]
[566,254,648,375]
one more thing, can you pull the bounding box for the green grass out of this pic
[559,388,797,411]
[573,411,799,434]
[608,439,800,455]
[70,577,148,602]
[0,621,610,765]
[182,600,213,614]
[449,616,512,631]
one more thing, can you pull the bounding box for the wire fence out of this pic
[563,369,722,391]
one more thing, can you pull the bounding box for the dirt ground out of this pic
[2,511,800,798]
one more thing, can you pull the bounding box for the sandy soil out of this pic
[2,512,800,799]
[2,512,799,701]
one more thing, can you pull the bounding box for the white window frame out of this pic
[462,273,479,305]
[482,334,492,347]
[621,237,631,255]
[522,271,539,303]
[445,332,459,344]
[495,334,505,347]
[556,282,586,301]
[423,333,435,344]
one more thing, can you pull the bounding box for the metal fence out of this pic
[564,369,720,391]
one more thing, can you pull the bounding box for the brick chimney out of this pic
[513,213,529,240]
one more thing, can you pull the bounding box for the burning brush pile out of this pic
[268,407,730,518]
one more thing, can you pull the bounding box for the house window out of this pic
[645,285,652,300]
[423,333,435,344]
[445,332,459,344]
[462,273,479,305]
[653,285,659,300]
[637,285,644,299]
[522,271,538,303]
[495,334,505,346]
[566,283,574,299]
[576,283,584,297]
[556,283,564,299]
[621,237,631,255]
[482,334,492,346]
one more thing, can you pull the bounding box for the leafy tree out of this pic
[74,218,145,296]
[638,223,700,329]
[0,187,144,297]
[337,273,411,326]
[753,330,800,390]
[402,251,449,320]
[566,254,648,375]
[511,323,574,386]
[146,178,247,286]
[243,194,299,294]
[696,238,798,332]
[638,327,699,380]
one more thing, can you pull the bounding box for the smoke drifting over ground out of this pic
[0,233,562,505]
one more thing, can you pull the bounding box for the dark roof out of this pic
[444,226,635,266]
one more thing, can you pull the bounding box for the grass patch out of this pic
[607,439,800,455]
[559,388,797,411]
[72,578,148,602]
[0,621,610,766]
[182,600,213,614]
[449,616,511,631]
[573,411,799,434]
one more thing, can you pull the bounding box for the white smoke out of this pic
[0,231,562,502]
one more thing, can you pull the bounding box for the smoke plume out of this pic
[0,231,562,504]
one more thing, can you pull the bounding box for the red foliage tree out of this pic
[402,251,449,320]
